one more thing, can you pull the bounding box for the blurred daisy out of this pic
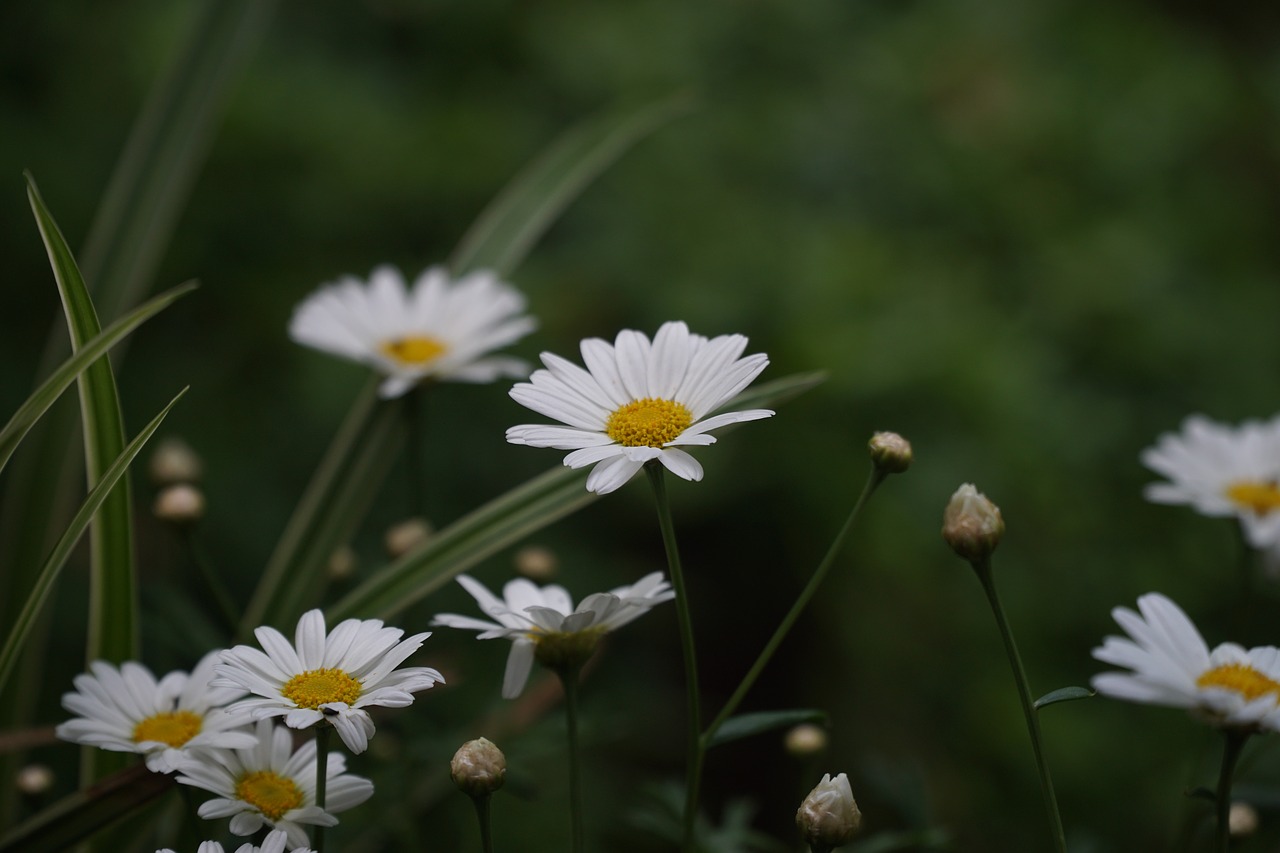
[56,650,255,774]
[157,829,312,853]
[289,264,535,399]
[214,610,443,754]
[1141,414,1280,548]
[1092,592,1280,730]
[506,320,773,494]
[176,720,371,849]
[432,572,675,698]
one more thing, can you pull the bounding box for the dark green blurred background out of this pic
[4,0,1280,850]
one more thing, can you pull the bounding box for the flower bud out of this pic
[868,432,912,473]
[515,545,558,580]
[385,517,432,558]
[148,437,203,486]
[1229,802,1258,838]
[153,484,205,524]
[942,483,1004,561]
[784,723,829,757]
[327,546,358,582]
[15,764,54,796]
[451,737,507,798]
[796,772,861,849]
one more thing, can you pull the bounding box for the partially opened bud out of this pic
[451,737,507,798]
[942,483,1004,561]
[796,772,861,850]
[153,484,205,524]
[868,432,912,474]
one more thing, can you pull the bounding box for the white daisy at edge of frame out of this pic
[176,719,371,849]
[1141,414,1280,549]
[431,572,675,699]
[505,320,774,495]
[1091,592,1280,730]
[157,829,313,853]
[55,650,256,774]
[213,609,444,754]
[288,264,536,399]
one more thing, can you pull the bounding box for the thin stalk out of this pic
[313,725,331,853]
[182,527,238,633]
[558,668,585,853]
[405,385,426,518]
[704,466,886,741]
[643,463,701,852]
[1216,729,1248,853]
[971,558,1066,853]
[471,794,494,853]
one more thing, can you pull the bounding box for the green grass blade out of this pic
[329,371,827,623]
[27,174,137,670]
[0,282,196,478]
[449,95,693,277]
[0,390,186,695]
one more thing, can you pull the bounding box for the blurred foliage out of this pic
[3,0,1280,850]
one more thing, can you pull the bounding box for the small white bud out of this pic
[148,437,203,486]
[451,737,507,798]
[1229,801,1259,837]
[514,545,557,580]
[153,484,205,524]
[942,483,1004,561]
[797,772,861,850]
[868,432,912,473]
[385,517,432,558]
[784,723,828,757]
[327,546,358,581]
[15,764,54,795]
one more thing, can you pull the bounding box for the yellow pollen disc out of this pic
[1225,481,1280,516]
[1196,663,1280,704]
[132,710,203,747]
[281,668,362,709]
[379,335,448,366]
[605,398,692,448]
[235,771,304,821]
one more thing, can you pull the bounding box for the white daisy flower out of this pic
[505,320,774,495]
[432,572,675,698]
[289,264,536,399]
[176,719,371,849]
[213,609,444,754]
[55,650,256,774]
[157,829,312,853]
[1091,592,1280,730]
[1141,414,1280,548]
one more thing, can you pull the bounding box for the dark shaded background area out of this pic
[4,0,1280,850]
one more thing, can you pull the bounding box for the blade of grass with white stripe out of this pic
[329,371,826,622]
[0,389,186,695]
[0,282,195,478]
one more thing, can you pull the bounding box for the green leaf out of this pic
[705,709,827,749]
[0,282,195,478]
[0,390,186,696]
[1032,686,1096,711]
[0,763,174,853]
[449,94,694,277]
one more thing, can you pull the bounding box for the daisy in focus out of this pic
[1091,592,1280,730]
[176,719,371,849]
[432,572,675,697]
[213,609,443,753]
[1141,414,1280,548]
[506,320,774,494]
[55,650,255,774]
[157,829,312,853]
[289,264,536,399]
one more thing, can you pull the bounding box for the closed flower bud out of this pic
[1229,802,1259,838]
[153,484,205,524]
[515,545,558,580]
[942,483,1004,561]
[385,517,432,558]
[796,772,861,850]
[148,437,203,486]
[451,737,507,798]
[784,723,829,757]
[15,764,54,796]
[868,432,912,473]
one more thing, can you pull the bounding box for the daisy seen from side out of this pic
[1091,592,1280,730]
[157,829,312,853]
[432,572,675,698]
[1141,414,1280,548]
[176,719,371,849]
[505,320,774,494]
[289,264,536,399]
[55,649,255,774]
[213,609,443,754]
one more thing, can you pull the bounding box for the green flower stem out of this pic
[471,793,495,853]
[405,386,426,518]
[558,667,586,853]
[643,463,702,852]
[970,558,1066,853]
[1216,729,1249,853]
[313,724,331,853]
[182,527,238,633]
[704,465,887,743]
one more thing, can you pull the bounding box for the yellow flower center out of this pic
[1196,662,1280,704]
[235,771,304,821]
[282,668,362,709]
[605,398,692,447]
[379,335,448,367]
[131,710,203,748]
[1225,481,1280,516]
